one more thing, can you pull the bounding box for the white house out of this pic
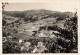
[32,42,47,53]
[19,39,23,44]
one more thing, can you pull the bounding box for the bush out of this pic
[3,41,21,53]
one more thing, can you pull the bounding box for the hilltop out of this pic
[2,9,73,22]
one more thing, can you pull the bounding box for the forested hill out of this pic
[2,9,73,21]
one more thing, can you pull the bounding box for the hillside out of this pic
[2,9,77,53]
[2,9,73,22]
[2,9,74,39]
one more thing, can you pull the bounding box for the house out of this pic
[19,39,23,44]
[32,42,47,53]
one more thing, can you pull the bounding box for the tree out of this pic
[2,19,7,26]
[63,11,78,52]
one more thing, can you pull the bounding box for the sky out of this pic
[4,0,79,12]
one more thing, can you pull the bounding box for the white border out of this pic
[0,0,80,55]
